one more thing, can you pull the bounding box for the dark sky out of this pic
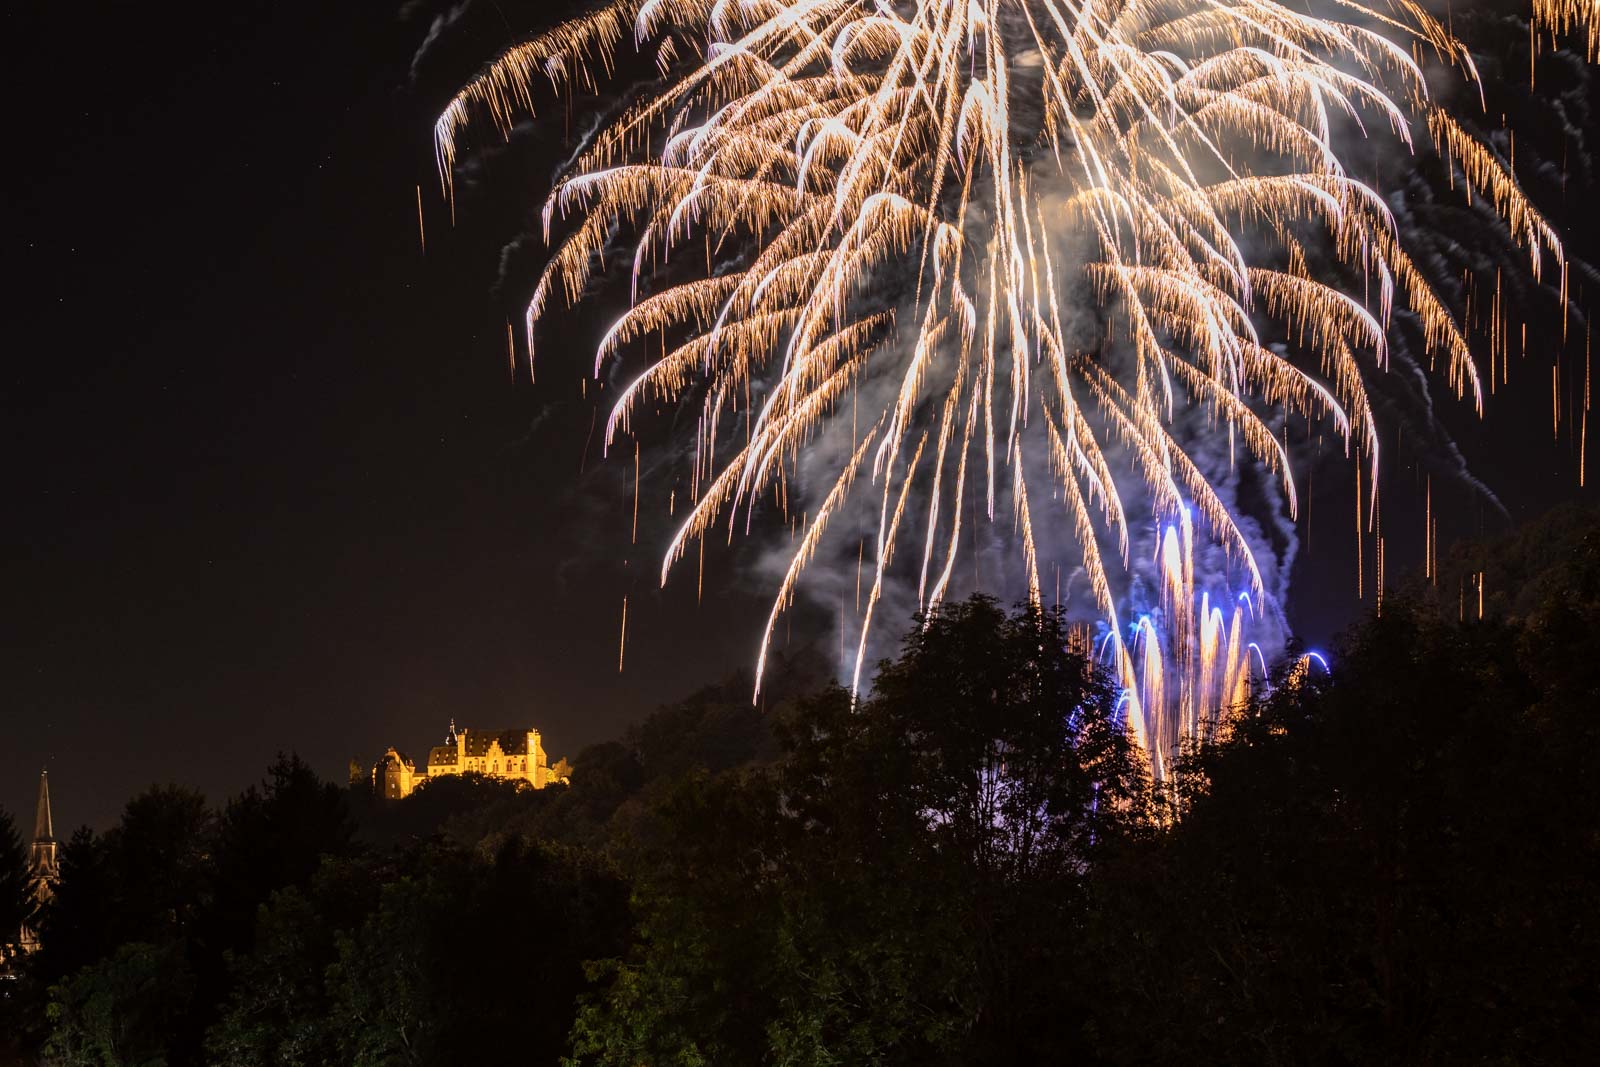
[5,1,1594,832]
[2,0,781,832]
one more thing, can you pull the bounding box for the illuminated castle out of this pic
[373,720,569,801]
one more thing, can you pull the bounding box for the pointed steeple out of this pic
[27,770,59,905]
[33,769,53,845]
[11,770,60,957]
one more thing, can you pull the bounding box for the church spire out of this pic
[33,769,53,845]
[27,770,59,909]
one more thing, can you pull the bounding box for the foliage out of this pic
[204,855,383,1067]
[22,763,360,1066]
[1080,599,1600,1064]
[41,941,194,1067]
[569,597,1146,1065]
[211,753,356,956]
[0,805,35,1056]
[31,829,116,994]
[1425,503,1600,626]
[323,840,629,1066]
[351,770,535,851]
[12,528,1600,1066]
[100,785,216,948]
[0,805,32,952]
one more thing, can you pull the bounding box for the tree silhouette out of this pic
[0,806,31,954]
[571,596,1147,1065]
[1081,600,1600,1064]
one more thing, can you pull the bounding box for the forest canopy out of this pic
[2,511,1598,1066]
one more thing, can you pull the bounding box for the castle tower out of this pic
[371,748,417,802]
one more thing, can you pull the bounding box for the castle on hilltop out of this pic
[372,720,570,801]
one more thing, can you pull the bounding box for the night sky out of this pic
[6,1,1594,831]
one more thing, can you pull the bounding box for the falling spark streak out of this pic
[618,595,628,672]
[416,184,426,254]
[1425,476,1433,583]
[1356,463,1364,600]
[439,0,1594,776]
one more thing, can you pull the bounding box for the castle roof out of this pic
[467,729,536,757]
[426,727,539,766]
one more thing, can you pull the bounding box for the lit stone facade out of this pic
[373,721,567,800]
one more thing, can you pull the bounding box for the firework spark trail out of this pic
[437,0,1591,776]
